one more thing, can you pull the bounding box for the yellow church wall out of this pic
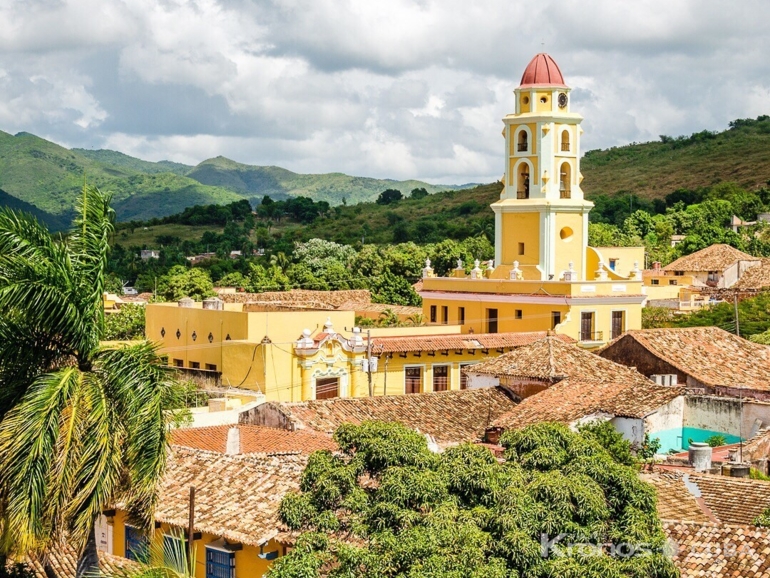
[519,93,531,113]
[420,276,643,297]
[553,212,586,276]
[535,91,554,113]
[500,212,540,265]
[111,511,280,578]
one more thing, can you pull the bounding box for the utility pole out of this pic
[734,294,740,337]
[187,486,196,573]
[367,329,373,397]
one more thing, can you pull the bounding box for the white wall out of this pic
[611,417,645,447]
[466,373,500,389]
[645,396,685,435]
[185,399,265,427]
[684,395,770,438]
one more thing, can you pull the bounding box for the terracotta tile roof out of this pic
[663,521,770,577]
[155,447,306,547]
[267,387,518,445]
[642,472,713,524]
[663,244,756,272]
[734,258,770,289]
[603,327,770,392]
[465,335,646,382]
[24,547,137,578]
[171,424,336,455]
[371,331,573,354]
[646,471,770,527]
[688,473,770,526]
[491,375,682,430]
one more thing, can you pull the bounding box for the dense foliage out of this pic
[269,421,676,578]
[0,185,183,577]
[104,304,146,341]
[643,291,770,338]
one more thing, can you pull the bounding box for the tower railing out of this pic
[517,190,529,199]
[517,143,528,152]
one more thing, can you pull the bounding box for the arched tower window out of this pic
[517,162,530,199]
[517,130,528,152]
[559,162,571,199]
[560,129,570,152]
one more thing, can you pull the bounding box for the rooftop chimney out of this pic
[226,427,240,455]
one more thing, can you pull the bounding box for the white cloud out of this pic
[0,0,768,186]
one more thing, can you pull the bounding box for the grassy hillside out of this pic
[73,148,191,176]
[581,116,770,198]
[186,156,468,204]
[0,187,69,230]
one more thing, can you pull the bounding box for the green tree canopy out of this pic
[159,265,215,301]
[268,421,677,578]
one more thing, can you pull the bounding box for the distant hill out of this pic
[0,187,69,230]
[581,116,770,198]
[0,131,469,225]
[187,156,467,205]
[3,116,770,227]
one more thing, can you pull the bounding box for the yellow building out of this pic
[419,54,645,347]
[145,297,560,402]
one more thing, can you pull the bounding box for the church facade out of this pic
[419,54,645,347]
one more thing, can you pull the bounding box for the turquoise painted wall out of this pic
[652,427,741,454]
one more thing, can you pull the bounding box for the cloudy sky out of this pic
[1,0,768,184]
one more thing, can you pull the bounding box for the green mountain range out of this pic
[0,130,467,228]
[2,116,769,229]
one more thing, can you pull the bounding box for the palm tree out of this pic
[377,308,399,327]
[0,185,180,577]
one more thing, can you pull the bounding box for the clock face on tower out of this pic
[558,92,568,108]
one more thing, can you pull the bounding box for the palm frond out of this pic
[98,343,177,529]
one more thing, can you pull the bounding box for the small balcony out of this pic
[517,190,529,199]
[517,143,528,152]
[560,189,571,199]
[561,143,570,152]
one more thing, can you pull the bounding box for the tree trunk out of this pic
[75,525,99,578]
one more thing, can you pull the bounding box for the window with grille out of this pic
[189,361,200,369]
[430,305,437,323]
[205,363,217,371]
[611,311,625,340]
[441,306,448,325]
[173,359,184,367]
[551,311,561,329]
[432,365,449,392]
[405,367,422,394]
[125,526,148,562]
[315,377,339,400]
[206,548,235,578]
[458,307,465,325]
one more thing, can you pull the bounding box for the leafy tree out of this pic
[704,435,727,448]
[376,189,403,205]
[269,421,677,578]
[410,187,429,200]
[247,263,291,292]
[159,266,215,301]
[369,270,421,306]
[216,271,248,289]
[103,304,146,340]
[0,185,181,577]
[577,420,636,466]
[638,434,662,471]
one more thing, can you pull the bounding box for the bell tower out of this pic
[492,53,593,281]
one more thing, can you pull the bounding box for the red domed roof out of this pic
[519,53,567,88]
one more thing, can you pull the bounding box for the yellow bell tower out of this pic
[492,53,593,281]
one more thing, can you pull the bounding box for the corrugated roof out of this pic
[465,335,645,382]
[602,327,770,392]
[266,387,518,445]
[371,331,573,354]
[664,521,770,577]
[663,244,756,272]
[155,447,306,547]
[171,424,336,455]
[491,375,682,430]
